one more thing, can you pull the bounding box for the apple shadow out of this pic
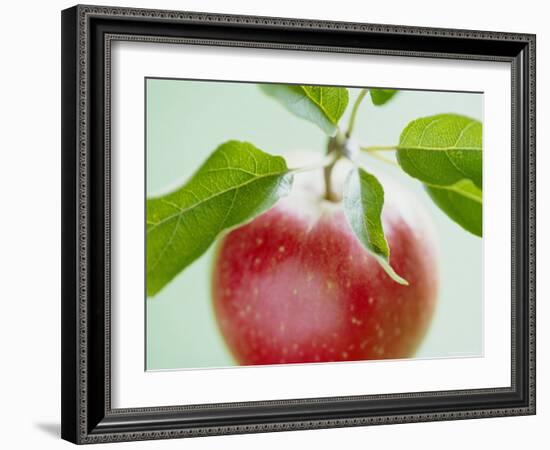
[35,422,60,438]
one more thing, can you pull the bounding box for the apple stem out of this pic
[323,132,346,202]
[323,157,339,202]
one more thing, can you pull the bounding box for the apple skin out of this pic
[211,164,438,366]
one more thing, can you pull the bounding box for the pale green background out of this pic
[146,79,483,370]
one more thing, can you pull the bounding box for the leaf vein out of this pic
[418,117,445,147]
[453,120,477,147]
[146,171,286,233]
[300,86,336,123]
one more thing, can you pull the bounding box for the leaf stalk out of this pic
[289,152,339,174]
[360,145,398,152]
[346,89,368,138]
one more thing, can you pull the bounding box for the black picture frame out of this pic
[61,4,536,444]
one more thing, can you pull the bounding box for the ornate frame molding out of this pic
[61,4,536,444]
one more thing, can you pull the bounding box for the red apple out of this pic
[211,159,438,365]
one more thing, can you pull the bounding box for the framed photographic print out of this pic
[61,4,536,444]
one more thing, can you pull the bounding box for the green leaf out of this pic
[343,167,408,285]
[397,114,482,189]
[260,84,349,136]
[370,89,397,106]
[146,141,293,296]
[425,179,482,237]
